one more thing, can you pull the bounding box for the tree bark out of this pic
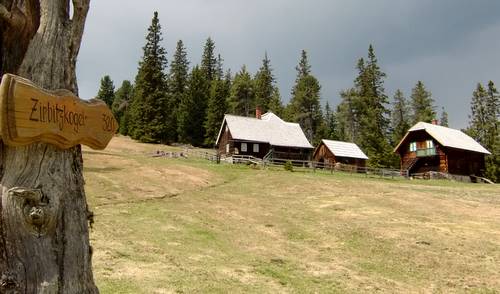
[0,0,98,293]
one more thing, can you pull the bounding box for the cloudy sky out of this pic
[77,0,500,128]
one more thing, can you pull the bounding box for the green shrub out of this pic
[284,161,293,172]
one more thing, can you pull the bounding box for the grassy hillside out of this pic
[84,136,500,293]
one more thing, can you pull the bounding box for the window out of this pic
[241,142,248,152]
[409,142,417,152]
[426,140,434,149]
[253,143,259,153]
[226,143,229,153]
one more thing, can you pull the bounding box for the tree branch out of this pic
[70,0,90,45]
[67,0,90,93]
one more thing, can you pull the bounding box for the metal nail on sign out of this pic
[0,74,118,150]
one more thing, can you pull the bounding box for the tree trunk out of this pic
[0,0,98,293]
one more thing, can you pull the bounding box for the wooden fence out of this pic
[262,157,406,179]
[157,149,493,183]
[183,148,219,161]
[181,150,407,179]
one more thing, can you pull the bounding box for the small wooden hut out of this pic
[394,121,491,176]
[313,139,368,169]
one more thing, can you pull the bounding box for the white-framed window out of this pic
[409,142,417,152]
[226,143,229,153]
[253,143,259,153]
[241,142,248,152]
[426,140,434,149]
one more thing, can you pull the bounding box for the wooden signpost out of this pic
[0,74,118,150]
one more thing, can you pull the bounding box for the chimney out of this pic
[431,119,438,125]
[256,106,262,119]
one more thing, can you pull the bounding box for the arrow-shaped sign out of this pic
[0,74,118,150]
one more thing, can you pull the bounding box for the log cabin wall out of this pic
[356,158,367,169]
[232,141,270,158]
[217,124,271,158]
[439,149,448,173]
[334,156,364,166]
[313,143,336,164]
[217,122,234,155]
[336,156,367,172]
[398,130,444,173]
[273,146,312,160]
[444,148,486,176]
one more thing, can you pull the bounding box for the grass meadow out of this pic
[84,136,500,293]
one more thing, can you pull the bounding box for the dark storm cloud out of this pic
[77,0,500,128]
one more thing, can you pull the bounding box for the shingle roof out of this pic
[394,122,491,155]
[216,112,313,149]
[321,139,369,160]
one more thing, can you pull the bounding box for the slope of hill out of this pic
[83,136,500,293]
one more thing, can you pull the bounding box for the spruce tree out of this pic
[354,45,393,167]
[324,102,339,140]
[287,49,315,121]
[295,49,311,80]
[198,37,218,143]
[177,66,210,146]
[288,50,323,144]
[254,53,275,112]
[391,89,410,145]
[167,39,190,142]
[201,37,217,82]
[483,81,499,182]
[440,107,449,127]
[228,65,255,117]
[410,81,436,124]
[112,80,134,135]
[468,81,500,182]
[334,45,397,166]
[361,46,390,131]
[335,88,358,142]
[120,110,132,136]
[96,75,115,108]
[485,81,499,151]
[215,54,224,80]
[268,87,285,117]
[467,83,488,146]
[129,11,169,143]
[485,139,500,183]
[204,71,231,146]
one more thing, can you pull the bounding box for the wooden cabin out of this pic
[394,122,491,177]
[216,111,314,160]
[313,140,368,169]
